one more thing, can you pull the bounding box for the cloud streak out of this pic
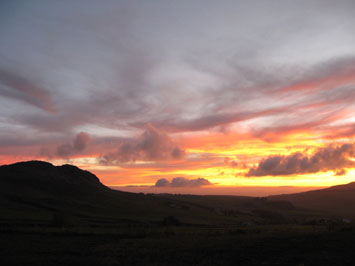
[0,0,354,187]
[0,69,54,112]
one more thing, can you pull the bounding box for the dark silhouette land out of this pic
[1,161,354,265]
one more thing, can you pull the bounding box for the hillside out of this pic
[0,161,234,226]
[0,160,307,227]
[1,161,355,266]
[269,182,355,219]
[1,160,353,228]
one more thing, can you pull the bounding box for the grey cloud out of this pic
[39,147,53,159]
[99,124,185,164]
[246,143,355,177]
[335,169,347,176]
[290,56,355,89]
[0,69,54,112]
[155,177,211,187]
[224,157,238,167]
[141,56,355,133]
[56,132,90,157]
[155,178,170,187]
[73,132,90,151]
[2,2,355,136]
[0,1,161,134]
[0,0,354,160]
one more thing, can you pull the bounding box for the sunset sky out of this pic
[0,0,354,194]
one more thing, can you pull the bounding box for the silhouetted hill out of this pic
[0,161,250,226]
[269,182,355,219]
[0,161,108,195]
[2,160,353,228]
[1,161,355,266]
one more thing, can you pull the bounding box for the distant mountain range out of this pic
[1,161,354,228]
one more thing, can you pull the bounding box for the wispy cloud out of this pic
[0,69,54,112]
[0,0,354,187]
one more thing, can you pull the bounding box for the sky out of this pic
[0,0,354,195]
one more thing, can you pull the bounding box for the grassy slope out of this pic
[1,160,354,227]
[1,161,355,266]
[269,182,355,218]
[0,161,243,226]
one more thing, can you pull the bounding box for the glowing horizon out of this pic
[0,1,354,192]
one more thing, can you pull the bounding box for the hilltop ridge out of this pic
[1,160,354,227]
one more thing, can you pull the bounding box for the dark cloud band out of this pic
[155,177,211,187]
[246,143,355,177]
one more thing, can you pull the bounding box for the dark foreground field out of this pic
[1,161,355,266]
[1,224,355,266]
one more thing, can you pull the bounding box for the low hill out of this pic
[0,161,234,226]
[3,160,352,227]
[1,161,355,266]
[269,182,355,219]
[0,161,305,227]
